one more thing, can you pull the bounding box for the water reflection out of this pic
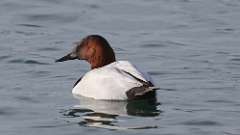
[61,95,161,130]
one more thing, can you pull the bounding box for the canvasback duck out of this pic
[56,35,158,100]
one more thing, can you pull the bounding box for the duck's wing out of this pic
[121,70,159,100]
[121,70,153,86]
[114,61,154,84]
[126,86,158,100]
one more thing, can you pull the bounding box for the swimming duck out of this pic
[56,35,158,100]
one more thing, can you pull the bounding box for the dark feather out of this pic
[122,70,159,100]
[74,76,83,87]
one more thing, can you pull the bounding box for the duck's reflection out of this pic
[62,95,161,129]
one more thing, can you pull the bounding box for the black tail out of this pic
[122,70,159,100]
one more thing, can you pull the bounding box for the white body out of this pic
[72,61,153,100]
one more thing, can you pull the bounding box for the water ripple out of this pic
[37,47,61,52]
[24,60,49,65]
[17,23,43,28]
[148,71,166,76]
[60,97,161,130]
[61,108,94,118]
[26,70,50,78]
[140,40,187,48]
[85,4,100,9]
[174,108,212,113]
[0,55,11,61]
[23,13,78,23]
[0,107,17,116]
[140,43,167,48]
[206,99,236,104]
[231,58,240,62]
[8,59,49,65]
[181,120,222,126]
[15,30,43,36]
[15,96,39,103]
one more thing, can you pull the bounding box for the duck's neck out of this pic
[88,44,116,69]
[90,59,116,69]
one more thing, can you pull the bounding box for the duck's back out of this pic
[72,61,154,100]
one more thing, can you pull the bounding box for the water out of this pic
[0,0,240,134]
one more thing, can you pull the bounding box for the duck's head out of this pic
[56,35,116,69]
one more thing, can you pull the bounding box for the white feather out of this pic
[72,61,153,100]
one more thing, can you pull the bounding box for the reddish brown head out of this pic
[56,35,116,69]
